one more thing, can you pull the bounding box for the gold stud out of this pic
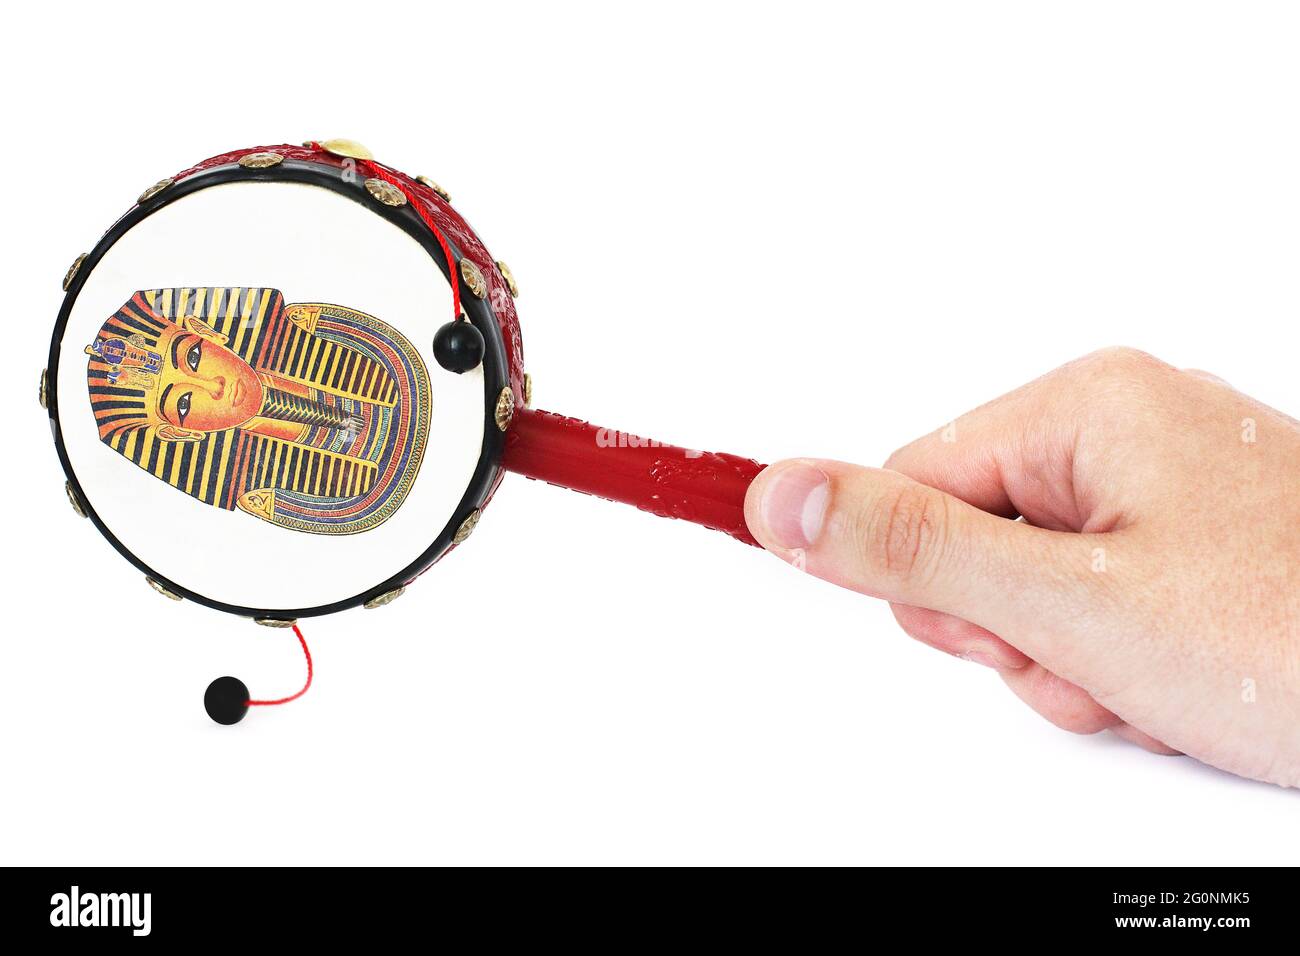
[364,586,406,609]
[453,510,481,545]
[239,151,284,169]
[523,372,533,408]
[65,481,87,518]
[138,178,173,204]
[460,258,487,298]
[316,138,374,160]
[63,253,87,292]
[495,386,515,431]
[496,260,518,297]
[146,577,183,601]
[365,178,406,207]
[416,175,450,202]
[39,369,48,409]
[254,617,297,628]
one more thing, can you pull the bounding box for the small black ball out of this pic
[433,320,485,373]
[204,676,250,725]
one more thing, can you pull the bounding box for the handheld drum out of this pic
[43,141,767,721]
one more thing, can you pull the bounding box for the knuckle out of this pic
[1064,346,1174,418]
[855,483,951,587]
[1074,346,1163,380]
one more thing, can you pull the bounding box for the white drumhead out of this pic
[56,180,484,611]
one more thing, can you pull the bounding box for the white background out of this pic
[2,1,1297,865]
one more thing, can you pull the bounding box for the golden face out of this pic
[153,319,263,439]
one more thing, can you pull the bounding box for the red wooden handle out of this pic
[502,408,766,547]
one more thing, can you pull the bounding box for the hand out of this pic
[744,348,1300,787]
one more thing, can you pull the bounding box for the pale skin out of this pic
[743,347,1300,788]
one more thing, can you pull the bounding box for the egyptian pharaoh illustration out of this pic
[85,287,430,534]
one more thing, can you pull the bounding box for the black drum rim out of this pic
[46,156,508,620]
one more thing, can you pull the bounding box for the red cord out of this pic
[305,142,463,322]
[246,623,313,707]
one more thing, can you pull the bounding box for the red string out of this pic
[304,142,463,322]
[246,623,313,707]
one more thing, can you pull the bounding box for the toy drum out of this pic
[44,141,766,624]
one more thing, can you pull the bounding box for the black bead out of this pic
[204,676,250,725]
[433,320,485,373]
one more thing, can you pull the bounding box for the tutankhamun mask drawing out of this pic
[85,287,430,534]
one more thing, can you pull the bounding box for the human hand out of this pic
[743,348,1300,787]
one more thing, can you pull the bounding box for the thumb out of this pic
[744,459,1100,667]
